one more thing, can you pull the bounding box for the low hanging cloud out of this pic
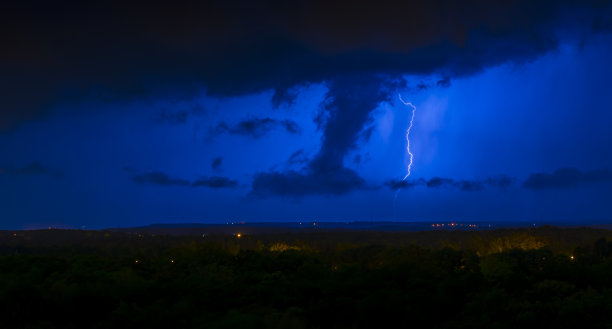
[522,167,612,190]
[132,172,190,186]
[208,117,301,139]
[192,176,238,188]
[386,168,612,192]
[386,174,515,191]
[0,162,63,178]
[250,74,394,197]
[131,171,238,188]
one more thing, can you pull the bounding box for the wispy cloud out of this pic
[208,117,301,140]
[130,170,238,188]
[523,168,612,190]
[386,175,515,191]
[0,162,63,178]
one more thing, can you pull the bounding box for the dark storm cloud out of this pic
[250,74,393,197]
[311,75,394,168]
[0,162,63,178]
[270,87,301,109]
[426,177,456,188]
[436,77,451,88]
[211,157,223,172]
[157,104,207,124]
[280,120,301,134]
[209,118,301,139]
[425,177,489,191]
[386,175,516,191]
[2,0,611,131]
[132,172,190,186]
[387,169,612,192]
[131,171,238,188]
[287,149,309,166]
[192,176,238,188]
[522,168,612,190]
[386,178,427,190]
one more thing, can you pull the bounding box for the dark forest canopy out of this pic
[1,227,612,328]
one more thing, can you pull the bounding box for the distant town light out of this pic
[236,233,242,238]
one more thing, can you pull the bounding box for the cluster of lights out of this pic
[226,221,246,225]
[297,222,319,226]
[431,223,478,228]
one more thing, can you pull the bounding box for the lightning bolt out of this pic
[393,94,417,208]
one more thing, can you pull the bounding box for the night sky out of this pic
[2,1,612,229]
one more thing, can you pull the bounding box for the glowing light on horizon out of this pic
[394,94,417,203]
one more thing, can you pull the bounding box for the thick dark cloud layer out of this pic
[523,168,612,190]
[209,118,300,139]
[0,162,63,178]
[2,0,611,131]
[4,0,612,201]
[387,175,515,191]
[131,171,238,188]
